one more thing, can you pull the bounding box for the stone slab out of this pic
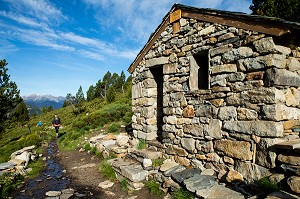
[131,149,162,159]
[0,162,16,170]
[119,164,148,182]
[172,168,202,183]
[164,165,186,177]
[196,184,244,199]
[184,175,218,193]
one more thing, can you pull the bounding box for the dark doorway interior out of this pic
[150,66,163,142]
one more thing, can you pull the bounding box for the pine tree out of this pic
[75,85,85,104]
[0,59,22,132]
[86,85,95,101]
[250,0,300,22]
[106,87,116,103]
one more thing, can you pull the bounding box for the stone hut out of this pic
[128,4,300,186]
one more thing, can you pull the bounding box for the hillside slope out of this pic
[0,92,132,163]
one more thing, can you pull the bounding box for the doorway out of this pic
[150,66,163,142]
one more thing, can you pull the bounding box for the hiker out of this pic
[37,121,43,127]
[52,114,61,138]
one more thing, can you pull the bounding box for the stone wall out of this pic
[131,17,300,186]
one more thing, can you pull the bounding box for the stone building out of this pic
[128,4,300,187]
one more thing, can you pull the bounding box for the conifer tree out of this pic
[75,85,85,104]
[0,59,22,132]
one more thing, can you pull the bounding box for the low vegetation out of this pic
[145,180,165,196]
[100,159,117,181]
[172,188,194,199]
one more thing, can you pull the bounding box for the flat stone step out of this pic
[275,139,300,150]
[107,158,148,183]
[196,184,244,199]
[184,174,218,193]
[172,168,202,183]
[131,149,162,159]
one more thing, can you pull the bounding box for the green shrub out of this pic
[145,180,164,196]
[137,139,147,150]
[100,160,116,180]
[82,125,90,131]
[24,133,41,146]
[123,111,133,124]
[172,188,194,199]
[0,173,24,198]
[108,122,120,133]
[256,177,281,193]
[84,143,92,151]
[72,120,87,129]
[121,178,129,190]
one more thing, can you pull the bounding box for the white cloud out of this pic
[2,0,67,25]
[77,50,104,61]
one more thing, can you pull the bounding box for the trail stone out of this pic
[172,168,202,183]
[98,180,114,189]
[196,184,245,199]
[116,135,129,147]
[184,175,217,192]
[45,191,61,197]
[143,158,152,167]
[120,164,148,182]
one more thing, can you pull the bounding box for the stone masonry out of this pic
[129,5,300,195]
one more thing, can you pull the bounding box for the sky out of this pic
[0,0,252,97]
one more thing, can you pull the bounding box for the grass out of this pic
[121,178,129,190]
[100,159,117,181]
[26,159,45,179]
[0,173,24,198]
[145,180,165,196]
[137,139,147,150]
[152,159,165,167]
[172,188,194,199]
[255,177,281,193]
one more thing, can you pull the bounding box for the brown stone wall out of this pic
[131,17,300,183]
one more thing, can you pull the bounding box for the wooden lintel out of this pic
[128,16,170,73]
[170,9,181,23]
[182,12,291,36]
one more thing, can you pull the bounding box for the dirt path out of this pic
[58,148,164,199]
[11,141,164,199]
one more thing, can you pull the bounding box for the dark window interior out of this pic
[193,53,209,89]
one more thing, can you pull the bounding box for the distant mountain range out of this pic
[23,94,65,115]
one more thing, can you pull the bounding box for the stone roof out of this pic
[128,3,300,73]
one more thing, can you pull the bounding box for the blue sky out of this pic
[0,0,252,97]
